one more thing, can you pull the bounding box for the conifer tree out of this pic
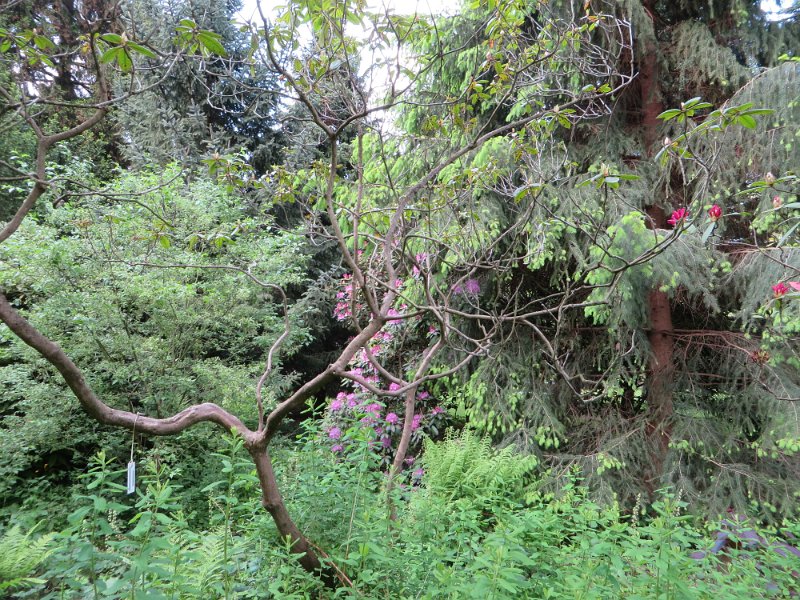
[410,0,800,515]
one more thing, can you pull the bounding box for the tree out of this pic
[412,0,800,514]
[116,0,287,171]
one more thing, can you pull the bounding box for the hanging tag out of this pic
[126,460,136,495]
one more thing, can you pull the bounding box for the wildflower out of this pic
[667,207,688,226]
[331,444,344,453]
[773,282,789,298]
[386,412,399,424]
[773,195,783,209]
[328,427,342,440]
[708,204,722,222]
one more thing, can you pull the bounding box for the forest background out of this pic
[1,0,800,597]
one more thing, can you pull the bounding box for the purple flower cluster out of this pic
[452,278,481,296]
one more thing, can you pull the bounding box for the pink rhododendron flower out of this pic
[411,414,423,431]
[389,382,401,392]
[667,207,688,226]
[364,402,382,415]
[328,427,342,440]
[708,204,722,222]
[330,399,343,412]
[464,278,481,295]
[773,282,789,297]
[790,282,800,291]
[417,391,430,400]
[386,412,399,424]
[431,406,445,415]
[331,444,343,453]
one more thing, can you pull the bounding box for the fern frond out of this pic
[0,523,55,593]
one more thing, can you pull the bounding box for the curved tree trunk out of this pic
[0,291,331,584]
[248,446,326,575]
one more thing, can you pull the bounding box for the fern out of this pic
[0,523,55,593]
[420,429,538,511]
[165,525,230,599]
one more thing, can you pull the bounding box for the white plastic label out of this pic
[126,460,136,495]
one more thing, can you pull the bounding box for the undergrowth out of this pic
[2,425,798,599]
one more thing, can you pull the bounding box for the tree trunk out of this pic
[645,287,675,491]
[640,1,675,494]
[248,445,337,587]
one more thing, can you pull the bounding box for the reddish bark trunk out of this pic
[639,4,675,492]
[640,50,662,155]
[646,288,675,479]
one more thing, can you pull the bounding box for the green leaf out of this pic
[100,33,123,45]
[737,114,757,129]
[32,35,55,51]
[701,222,716,244]
[99,47,122,64]
[116,48,132,72]
[127,41,156,59]
[778,221,800,245]
[657,109,680,121]
[197,32,227,56]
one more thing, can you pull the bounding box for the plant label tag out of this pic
[127,460,136,495]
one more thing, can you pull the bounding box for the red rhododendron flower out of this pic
[708,204,722,221]
[772,282,789,298]
[667,207,688,226]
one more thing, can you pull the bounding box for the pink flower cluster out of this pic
[453,278,481,296]
[334,274,359,321]
[667,207,688,226]
[411,253,428,278]
[773,281,800,298]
